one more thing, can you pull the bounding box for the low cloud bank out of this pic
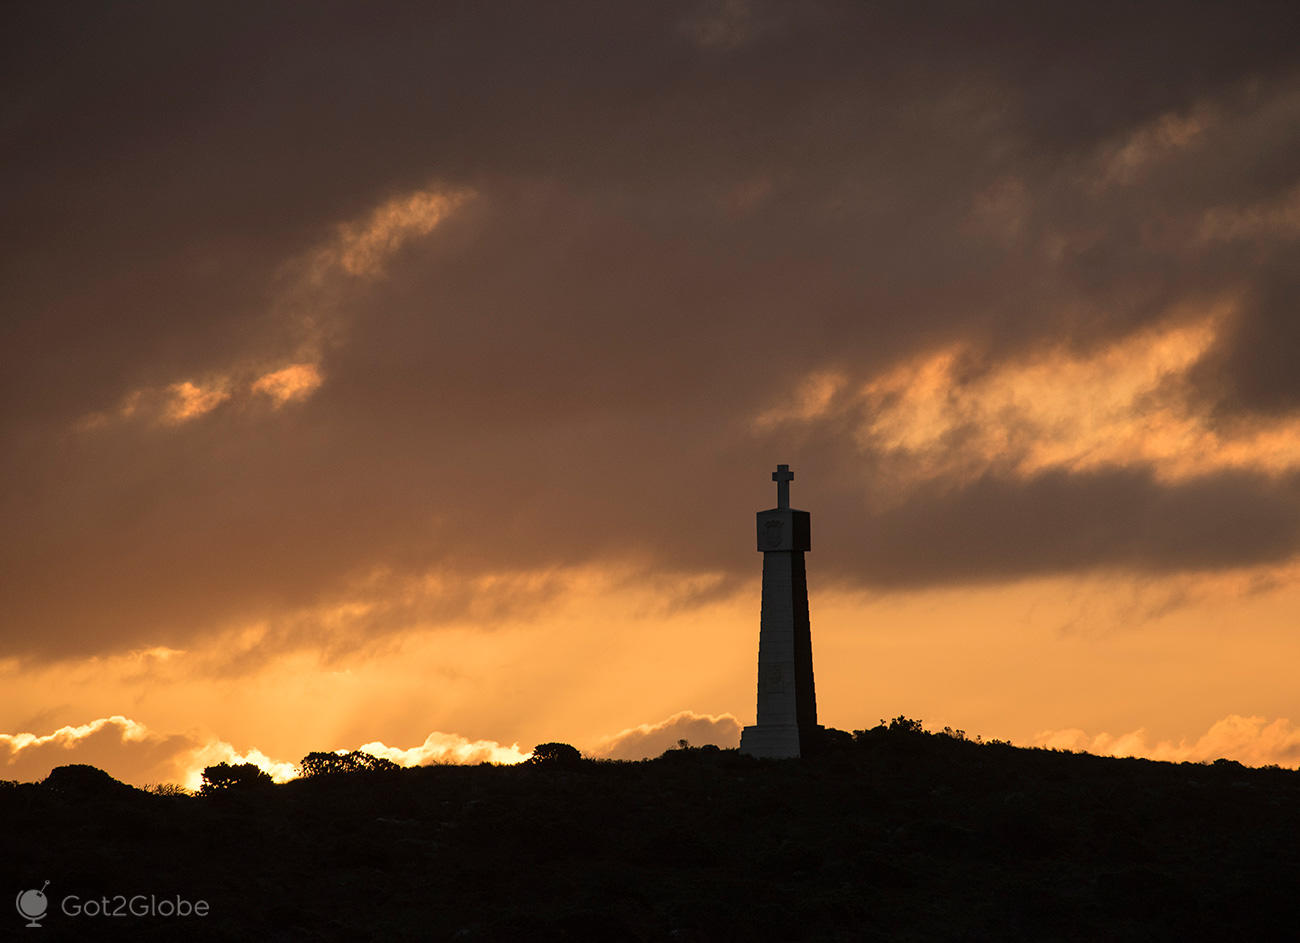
[0,716,199,786]
[1033,714,1300,768]
[357,732,530,768]
[0,716,530,790]
[590,710,742,760]
[14,709,1286,790]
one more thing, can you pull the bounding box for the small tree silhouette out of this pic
[199,762,273,796]
[887,715,924,734]
[298,750,400,777]
[528,742,581,767]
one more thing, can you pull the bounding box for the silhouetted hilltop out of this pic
[38,763,144,801]
[3,723,1299,941]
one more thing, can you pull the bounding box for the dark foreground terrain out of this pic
[3,724,1299,941]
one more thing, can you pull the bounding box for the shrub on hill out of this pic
[529,742,582,767]
[298,750,400,778]
[42,763,139,798]
[199,762,274,796]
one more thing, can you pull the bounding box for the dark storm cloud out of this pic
[1194,263,1300,417]
[4,1,1300,660]
[820,468,1300,588]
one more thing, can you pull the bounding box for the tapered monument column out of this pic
[739,464,819,759]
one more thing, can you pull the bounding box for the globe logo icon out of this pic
[15,881,50,928]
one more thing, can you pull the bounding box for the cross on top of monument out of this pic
[773,464,794,509]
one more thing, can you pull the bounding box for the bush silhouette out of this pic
[199,762,273,796]
[42,764,138,798]
[298,750,400,777]
[529,742,582,767]
[144,782,191,797]
[887,715,924,734]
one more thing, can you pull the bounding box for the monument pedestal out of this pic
[739,465,819,759]
[738,723,802,758]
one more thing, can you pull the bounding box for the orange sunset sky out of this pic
[5,1,1300,789]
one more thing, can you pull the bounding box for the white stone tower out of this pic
[739,464,819,759]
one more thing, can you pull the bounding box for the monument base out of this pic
[739,723,802,759]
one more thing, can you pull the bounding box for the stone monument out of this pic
[739,464,819,758]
